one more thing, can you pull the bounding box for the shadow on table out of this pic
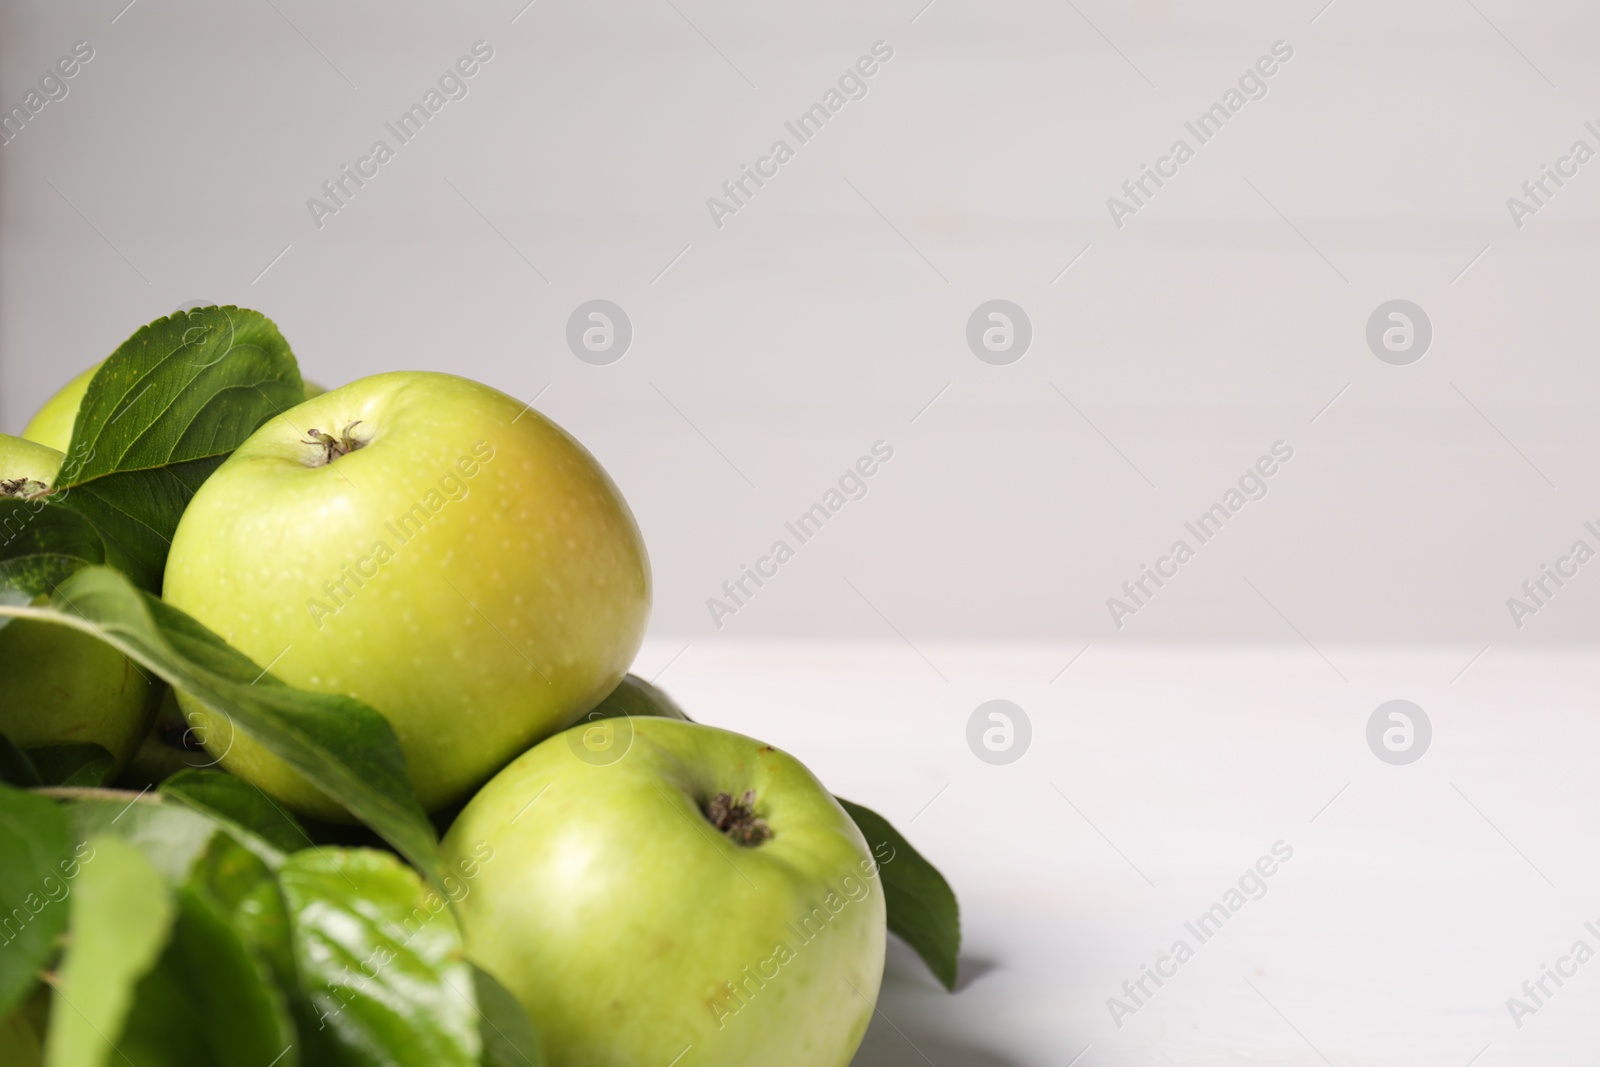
[850,946,1023,1067]
[853,1025,1022,1067]
[953,955,999,993]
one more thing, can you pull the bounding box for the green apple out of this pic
[19,364,97,452]
[162,371,651,817]
[441,718,886,1067]
[22,357,326,451]
[0,433,62,492]
[0,435,162,773]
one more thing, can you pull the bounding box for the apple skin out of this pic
[0,435,162,772]
[162,371,651,817]
[0,617,161,773]
[0,434,64,489]
[22,357,326,451]
[441,718,886,1067]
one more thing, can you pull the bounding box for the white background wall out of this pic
[3,0,1600,651]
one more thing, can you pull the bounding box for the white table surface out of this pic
[629,638,1600,1066]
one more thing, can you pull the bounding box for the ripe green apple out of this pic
[162,371,651,817]
[0,433,62,491]
[19,364,97,451]
[22,357,326,452]
[0,435,162,772]
[441,718,886,1067]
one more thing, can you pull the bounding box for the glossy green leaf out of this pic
[0,785,73,1018]
[49,307,303,590]
[837,797,961,991]
[160,769,308,863]
[44,836,176,1067]
[0,567,442,886]
[187,835,297,995]
[0,497,105,601]
[62,792,221,884]
[279,849,479,1067]
[116,886,297,1067]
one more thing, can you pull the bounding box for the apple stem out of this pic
[703,790,773,847]
[303,422,366,466]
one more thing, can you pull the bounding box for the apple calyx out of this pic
[0,477,47,499]
[703,790,773,847]
[303,422,366,466]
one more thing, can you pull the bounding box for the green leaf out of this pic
[160,769,308,863]
[0,785,72,1018]
[0,1004,44,1067]
[279,849,479,1067]
[473,965,547,1067]
[62,792,222,884]
[836,797,961,991]
[44,836,177,1067]
[0,567,442,887]
[49,307,304,590]
[22,744,114,788]
[0,741,108,792]
[116,886,297,1067]
[586,673,693,722]
[187,835,297,995]
[0,737,43,788]
[0,497,106,601]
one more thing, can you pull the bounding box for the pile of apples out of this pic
[0,309,954,1066]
